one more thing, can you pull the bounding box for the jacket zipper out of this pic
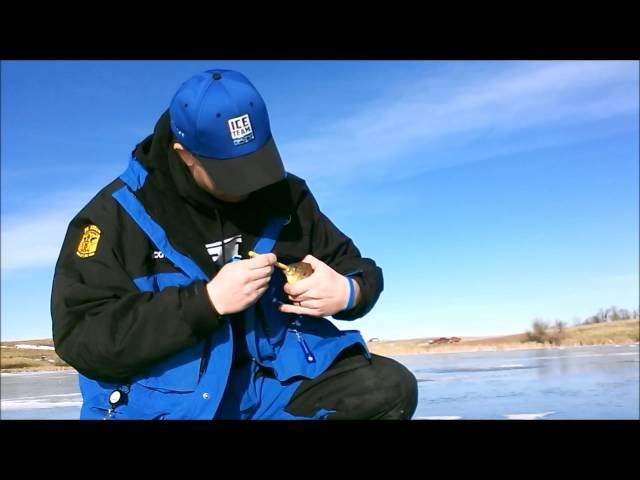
[289,319,316,363]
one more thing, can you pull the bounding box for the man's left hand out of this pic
[278,255,359,317]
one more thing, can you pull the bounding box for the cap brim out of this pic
[195,137,286,197]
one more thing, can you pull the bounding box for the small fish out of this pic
[248,251,313,284]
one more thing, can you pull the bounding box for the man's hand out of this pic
[278,254,359,317]
[206,253,277,315]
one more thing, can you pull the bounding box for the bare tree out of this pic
[554,320,567,332]
[550,320,567,345]
[526,319,550,343]
[593,311,603,323]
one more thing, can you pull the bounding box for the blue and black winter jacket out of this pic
[51,112,384,419]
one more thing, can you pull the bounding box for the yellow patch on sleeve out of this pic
[76,225,101,258]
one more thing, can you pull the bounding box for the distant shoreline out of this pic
[371,339,640,357]
[2,342,638,374]
[1,367,76,375]
[2,319,638,373]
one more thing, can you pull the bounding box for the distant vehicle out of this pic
[428,337,462,344]
[368,338,381,343]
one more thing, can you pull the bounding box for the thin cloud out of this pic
[597,273,640,286]
[1,191,93,271]
[280,61,638,183]
[2,214,72,271]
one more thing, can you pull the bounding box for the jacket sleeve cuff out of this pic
[180,280,224,336]
[332,277,368,321]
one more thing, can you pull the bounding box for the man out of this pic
[51,68,418,420]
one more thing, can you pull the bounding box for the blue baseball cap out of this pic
[169,69,286,196]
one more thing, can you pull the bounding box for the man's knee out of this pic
[284,351,419,420]
[369,354,418,419]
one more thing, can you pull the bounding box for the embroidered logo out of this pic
[76,225,101,258]
[228,114,255,146]
[205,235,243,264]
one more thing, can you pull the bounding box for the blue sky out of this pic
[1,60,638,341]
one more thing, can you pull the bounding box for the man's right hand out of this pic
[206,253,277,315]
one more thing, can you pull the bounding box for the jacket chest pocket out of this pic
[130,271,205,393]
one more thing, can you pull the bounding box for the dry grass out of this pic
[1,339,69,372]
[563,320,640,344]
[367,319,640,356]
[1,357,45,369]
